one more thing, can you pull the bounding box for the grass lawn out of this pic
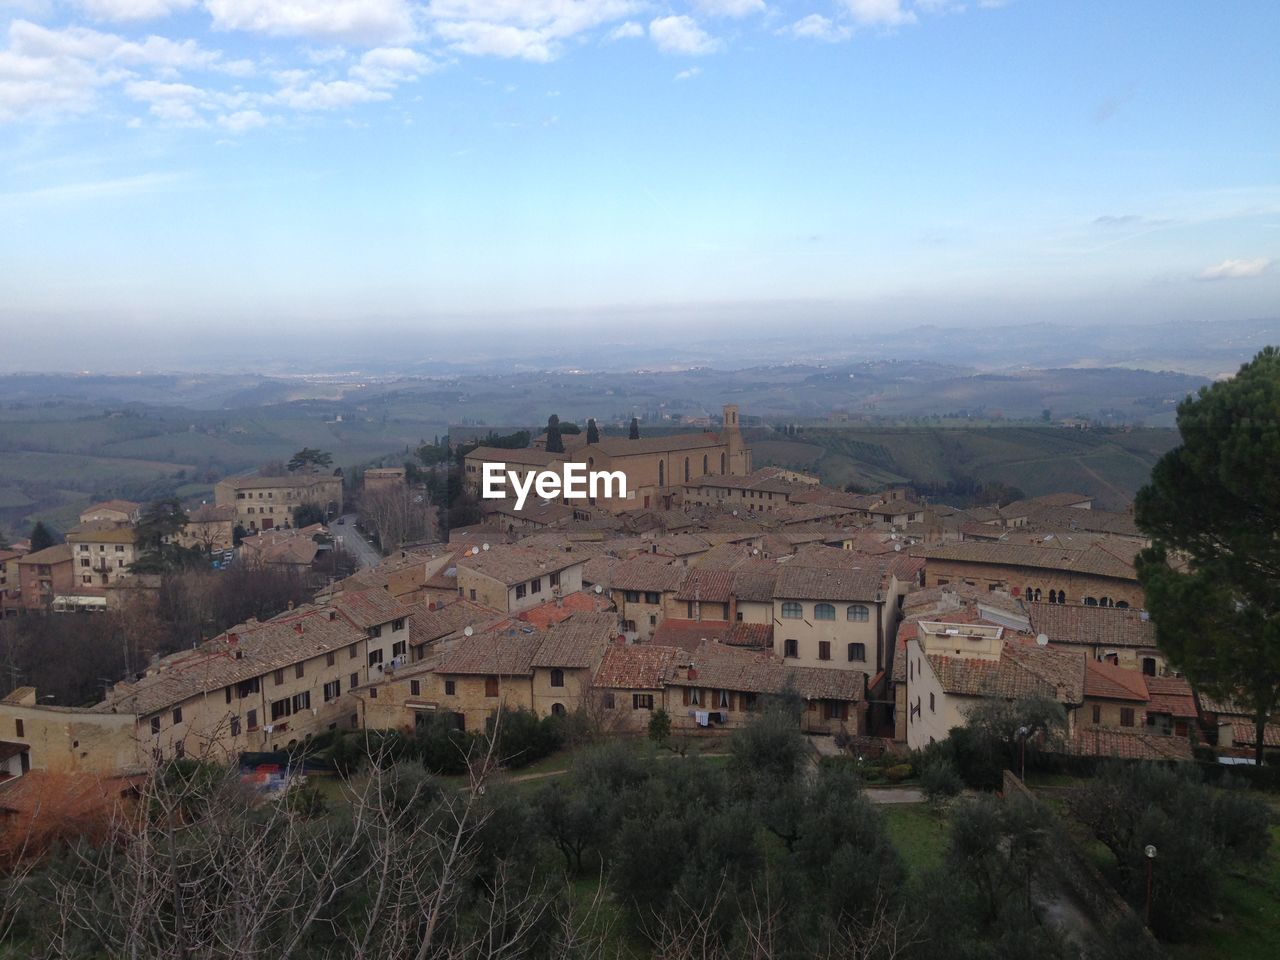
[1168,824,1280,960]
[881,803,948,878]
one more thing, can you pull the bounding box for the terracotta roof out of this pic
[16,544,72,565]
[582,554,621,588]
[652,619,773,651]
[668,643,863,701]
[219,473,339,490]
[675,569,735,603]
[518,591,613,629]
[1229,721,1280,749]
[1068,728,1193,761]
[867,501,924,517]
[464,446,564,466]
[1196,693,1253,717]
[187,503,235,523]
[610,555,686,593]
[731,566,779,603]
[80,499,140,517]
[647,533,713,557]
[774,564,886,602]
[407,599,500,647]
[916,541,1138,581]
[926,643,1085,704]
[530,612,617,669]
[1144,676,1197,718]
[594,643,680,689]
[433,623,542,677]
[1084,659,1150,702]
[1027,603,1156,649]
[455,544,583,585]
[588,432,727,457]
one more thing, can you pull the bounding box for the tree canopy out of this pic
[629,417,640,440]
[544,415,564,454]
[586,418,600,444]
[1134,346,1280,764]
[287,447,333,472]
[28,521,56,552]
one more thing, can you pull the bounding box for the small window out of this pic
[515,584,527,600]
[369,687,378,700]
[847,604,869,622]
[247,709,258,731]
[784,638,798,658]
[814,603,836,621]
[445,679,456,696]
[603,692,616,709]
[295,663,304,680]
[270,698,291,721]
[274,669,285,686]
[1091,704,1101,724]
[818,641,831,661]
[929,693,935,713]
[531,578,542,594]
[781,601,803,619]
[847,642,866,662]
[550,668,565,688]
[172,707,183,725]
[1120,708,1135,728]
[230,716,241,737]
[410,680,421,696]
[392,640,406,657]
[393,618,405,631]
[633,693,653,710]
[625,591,640,603]
[349,644,358,659]
[549,571,560,587]
[150,716,160,735]
[689,688,701,706]
[369,624,382,638]
[485,676,499,697]
[15,718,23,738]
[324,680,341,702]
[645,591,660,604]
[350,672,359,690]
[368,649,384,668]
[326,652,336,667]
[718,690,729,708]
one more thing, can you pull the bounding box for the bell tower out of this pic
[722,404,748,475]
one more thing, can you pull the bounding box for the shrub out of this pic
[884,763,913,783]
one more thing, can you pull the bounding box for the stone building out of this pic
[214,472,343,532]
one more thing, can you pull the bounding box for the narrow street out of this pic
[332,514,382,569]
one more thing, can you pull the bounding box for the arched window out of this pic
[1033,588,1042,602]
[1084,597,1098,606]
[847,604,870,622]
[1025,585,1033,600]
[551,702,566,717]
[781,601,803,619]
[550,668,564,688]
[1100,597,1112,608]
[1115,601,1130,609]
[703,454,708,475]
[587,457,593,469]
[814,603,836,621]
[720,452,726,474]
[658,461,664,486]
[684,458,690,482]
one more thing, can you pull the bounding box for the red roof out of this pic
[1083,658,1150,702]
[1144,676,1197,718]
[652,618,773,652]
[518,590,612,629]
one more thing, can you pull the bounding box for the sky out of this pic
[0,1,1277,368]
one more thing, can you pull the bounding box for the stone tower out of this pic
[722,404,750,475]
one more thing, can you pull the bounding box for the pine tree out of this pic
[29,521,55,552]
[586,418,600,444]
[629,417,640,440]
[545,415,564,454]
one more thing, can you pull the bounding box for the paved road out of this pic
[332,514,382,569]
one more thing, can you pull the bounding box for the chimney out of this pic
[295,622,304,634]
[287,600,295,610]
[227,633,238,644]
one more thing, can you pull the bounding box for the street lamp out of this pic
[1017,725,1030,780]
[1144,844,1158,926]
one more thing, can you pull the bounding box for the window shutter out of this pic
[841,703,849,721]
[682,687,690,706]
[729,692,736,711]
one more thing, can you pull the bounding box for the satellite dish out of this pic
[471,546,480,555]
[594,584,603,594]
[464,626,474,637]
[482,542,490,551]
[751,548,759,555]
[894,543,902,552]
[732,509,738,516]
[1036,633,1049,646]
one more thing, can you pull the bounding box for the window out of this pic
[148,716,160,735]
[847,604,869,622]
[270,698,292,722]
[392,618,405,631]
[549,571,560,587]
[624,591,640,603]
[633,693,654,710]
[741,693,758,712]
[929,693,935,713]
[1142,657,1156,677]
[818,641,831,661]
[550,668,565,688]
[237,677,260,699]
[551,702,566,716]
[784,638,798,658]
[686,601,695,618]
[326,652,336,667]
[644,591,660,604]
[172,707,183,725]
[247,709,258,731]
[814,603,836,621]
[230,716,241,737]
[603,692,616,709]
[370,687,378,700]
[410,680,421,696]
[273,669,285,686]
[1091,704,1101,724]
[531,578,542,594]
[369,624,382,638]
[515,584,527,600]
[295,663,304,680]
[485,677,499,697]
[368,649,384,668]
[469,589,477,601]
[324,680,341,702]
[350,672,359,689]
[349,644,358,659]
[174,741,185,759]
[781,601,803,619]
[689,688,701,706]
[445,679,456,696]
[847,642,866,662]
[718,690,730,708]
[392,640,406,657]
[1120,708,1135,728]
[14,718,23,738]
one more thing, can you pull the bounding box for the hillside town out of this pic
[0,402,1254,786]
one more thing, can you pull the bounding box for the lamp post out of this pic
[1017,725,1030,780]
[1144,844,1158,926]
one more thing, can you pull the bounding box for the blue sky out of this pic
[0,1,1277,363]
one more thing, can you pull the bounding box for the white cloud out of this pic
[840,0,916,26]
[606,20,644,41]
[349,46,433,88]
[1197,258,1272,281]
[674,65,700,80]
[649,15,720,55]
[76,0,196,22]
[427,0,639,61]
[124,78,212,122]
[10,20,221,71]
[273,78,391,110]
[691,0,764,17]
[785,14,851,42]
[205,0,418,44]
[217,107,268,131]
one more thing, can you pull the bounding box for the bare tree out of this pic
[357,485,437,554]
